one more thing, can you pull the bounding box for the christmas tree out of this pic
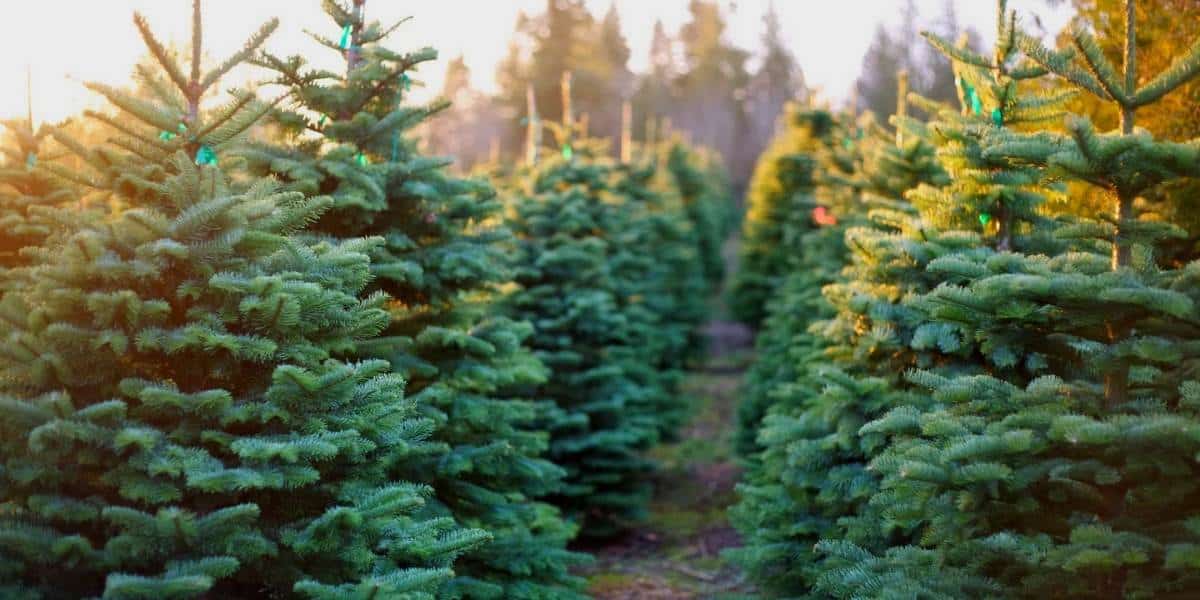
[733,105,854,457]
[819,1,1200,596]
[660,140,735,293]
[0,118,79,284]
[235,2,588,597]
[731,80,955,595]
[608,140,709,436]
[498,77,721,534]
[499,134,661,537]
[729,105,836,327]
[0,3,487,597]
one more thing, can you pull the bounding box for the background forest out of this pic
[422,0,992,193]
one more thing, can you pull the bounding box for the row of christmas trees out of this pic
[731,0,1200,597]
[0,1,732,598]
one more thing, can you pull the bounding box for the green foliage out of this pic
[660,140,736,292]
[729,109,951,596]
[0,5,493,598]
[732,2,1200,597]
[732,107,858,456]
[730,106,838,326]
[0,120,81,283]
[0,154,480,598]
[498,133,721,537]
[234,3,589,597]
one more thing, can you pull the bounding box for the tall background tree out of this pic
[854,0,978,119]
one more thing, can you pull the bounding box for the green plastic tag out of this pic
[979,212,991,226]
[339,24,352,49]
[356,152,369,166]
[195,145,217,166]
[562,144,573,160]
[991,107,1003,127]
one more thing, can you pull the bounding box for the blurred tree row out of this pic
[426,0,801,193]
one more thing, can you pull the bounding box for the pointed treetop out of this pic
[46,0,279,186]
[1019,0,1200,125]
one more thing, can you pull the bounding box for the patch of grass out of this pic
[587,572,641,594]
[648,505,728,542]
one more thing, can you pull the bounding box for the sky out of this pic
[0,1,1074,125]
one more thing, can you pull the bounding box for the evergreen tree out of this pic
[631,20,678,142]
[732,106,852,454]
[499,85,718,533]
[0,3,486,597]
[236,2,588,597]
[730,105,836,327]
[676,0,752,178]
[855,0,977,120]
[731,74,955,593]
[595,4,635,140]
[660,139,735,291]
[820,2,1200,596]
[496,1,632,152]
[0,119,78,282]
[499,138,660,537]
[855,3,917,120]
[1062,0,1200,258]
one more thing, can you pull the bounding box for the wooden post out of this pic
[561,71,574,131]
[488,137,500,164]
[895,69,909,146]
[525,84,539,165]
[25,64,33,130]
[620,100,633,163]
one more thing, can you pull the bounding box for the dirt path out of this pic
[579,318,756,599]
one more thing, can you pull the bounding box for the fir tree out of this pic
[0,3,486,597]
[499,136,660,537]
[499,81,716,533]
[731,83,954,595]
[235,2,589,597]
[0,119,78,283]
[729,105,835,327]
[822,2,1200,596]
[660,139,734,293]
[732,105,852,455]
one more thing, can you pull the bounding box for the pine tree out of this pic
[660,139,735,291]
[499,136,661,537]
[729,105,836,327]
[0,3,487,597]
[498,81,717,534]
[746,3,804,165]
[0,119,78,283]
[631,20,678,141]
[820,2,1200,596]
[732,106,851,455]
[235,2,588,597]
[731,82,954,595]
